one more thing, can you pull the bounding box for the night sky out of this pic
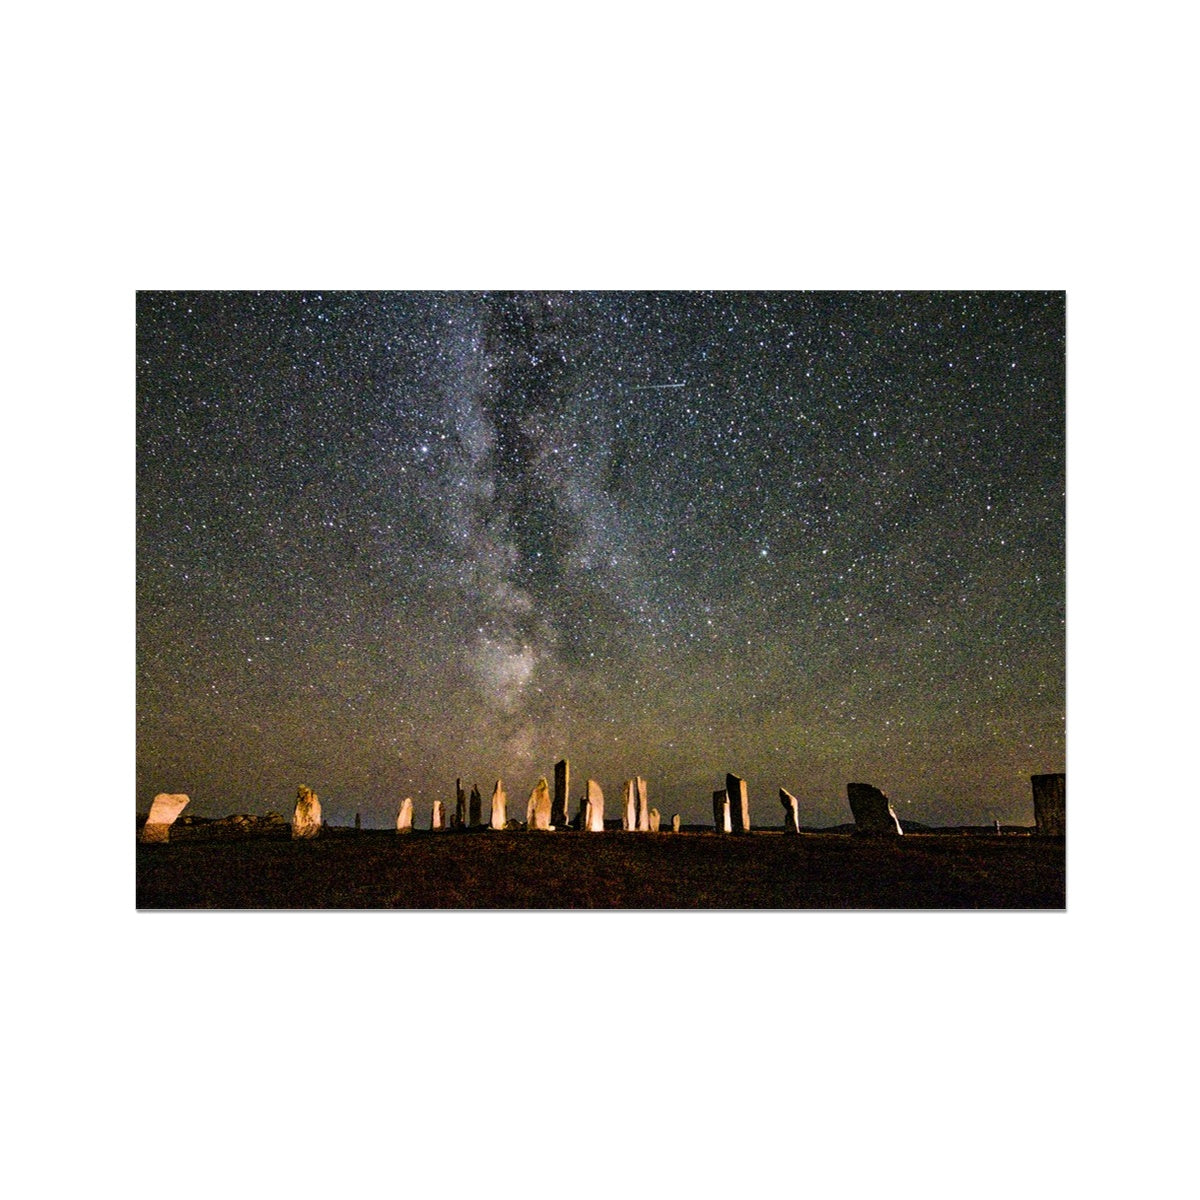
[136,291,1064,827]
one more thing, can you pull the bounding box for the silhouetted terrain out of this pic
[136,826,1065,909]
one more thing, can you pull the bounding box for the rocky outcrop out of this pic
[292,785,321,839]
[140,793,189,843]
[1031,773,1065,836]
[846,783,903,835]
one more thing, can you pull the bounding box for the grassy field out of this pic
[136,827,1065,909]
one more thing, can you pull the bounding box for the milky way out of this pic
[136,292,1064,826]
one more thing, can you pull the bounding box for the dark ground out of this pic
[136,826,1065,909]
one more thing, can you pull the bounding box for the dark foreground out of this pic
[136,828,1065,909]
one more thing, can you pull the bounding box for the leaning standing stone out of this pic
[779,788,801,834]
[553,759,570,827]
[292,785,321,839]
[396,797,414,833]
[140,792,189,843]
[1031,773,1065,836]
[726,774,751,833]
[527,777,553,830]
[846,783,903,834]
[490,780,507,830]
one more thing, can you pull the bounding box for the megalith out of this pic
[648,807,661,833]
[490,780,507,830]
[455,779,467,829]
[396,797,414,833]
[584,779,605,831]
[527,777,553,830]
[779,788,801,834]
[846,783,903,835]
[469,784,483,827]
[553,759,570,827]
[1031,773,1065,836]
[140,792,189,843]
[671,813,681,833]
[635,776,649,831]
[431,799,446,830]
[713,789,731,833]
[622,780,637,830]
[726,773,751,833]
[292,785,321,839]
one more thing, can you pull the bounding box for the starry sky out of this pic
[136,291,1064,827]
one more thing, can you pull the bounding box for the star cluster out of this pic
[137,291,1064,826]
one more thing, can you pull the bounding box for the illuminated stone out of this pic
[713,789,731,833]
[469,784,483,827]
[140,792,189,843]
[396,797,413,833]
[671,813,681,833]
[623,780,637,830]
[553,759,570,826]
[648,807,660,833]
[635,776,649,831]
[584,779,604,831]
[846,783,903,835]
[779,788,800,834]
[490,780,507,830]
[431,799,446,830]
[726,774,750,832]
[292,785,321,839]
[527,777,553,830]
[1031,773,1065,836]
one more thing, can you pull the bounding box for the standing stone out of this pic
[726,774,751,833]
[713,789,731,833]
[846,783,903,835]
[635,777,649,831]
[623,780,637,830]
[671,813,681,833]
[648,807,661,833]
[1031,773,1066,836]
[292,785,321,839]
[396,797,413,833]
[527,777,553,830]
[552,759,570,827]
[140,792,189,843]
[490,780,507,830]
[469,784,483,827]
[455,779,467,829]
[584,779,605,831]
[355,810,362,831]
[431,799,446,831]
[779,788,801,834]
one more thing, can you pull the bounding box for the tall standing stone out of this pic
[552,759,570,827]
[396,797,414,833]
[846,783,903,835]
[469,784,483,827]
[726,774,750,833]
[490,780,507,830]
[713,789,731,833]
[140,792,189,843]
[584,779,605,831]
[648,807,661,833]
[292,785,321,839]
[431,799,446,830]
[527,777,553,830]
[779,788,801,834]
[671,813,681,833]
[635,777,649,831]
[1031,773,1065,836]
[623,780,637,830]
[455,779,467,829]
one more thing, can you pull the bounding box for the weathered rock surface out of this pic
[1031,773,1065,836]
[635,776,649,831]
[431,799,446,830]
[490,780,507,830]
[292,785,321,839]
[779,788,801,834]
[584,779,605,831]
[713,789,731,833]
[671,813,681,833]
[469,784,483,827]
[140,792,189,842]
[553,759,570,827]
[455,779,468,829]
[846,783,903,835]
[396,797,414,833]
[648,807,660,833]
[623,780,637,830]
[726,774,751,832]
[527,777,553,830]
